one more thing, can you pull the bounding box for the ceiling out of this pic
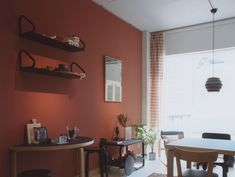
[92,0,235,32]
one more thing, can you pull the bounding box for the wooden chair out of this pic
[174,148,219,177]
[160,131,184,160]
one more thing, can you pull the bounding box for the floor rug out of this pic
[148,173,167,177]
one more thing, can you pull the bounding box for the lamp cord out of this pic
[209,0,217,77]
[208,0,214,9]
[212,11,215,76]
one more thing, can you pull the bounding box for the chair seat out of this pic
[183,169,218,177]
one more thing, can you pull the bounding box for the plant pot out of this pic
[149,152,156,160]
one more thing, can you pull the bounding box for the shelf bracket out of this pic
[18,15,36,36]
[71,62,86,79]
[18,49,36,70]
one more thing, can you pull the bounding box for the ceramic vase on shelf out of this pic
[124,126,132,140]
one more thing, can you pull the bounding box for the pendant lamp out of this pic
[205,1,222,92]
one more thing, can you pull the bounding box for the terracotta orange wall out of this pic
[0,0,142,176]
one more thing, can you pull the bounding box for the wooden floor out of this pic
[105,156,235,177]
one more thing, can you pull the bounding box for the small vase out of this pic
[124,126,132,140]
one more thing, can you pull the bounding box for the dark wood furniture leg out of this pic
[222,165,228,177]
[85,152,90,177]
[11,151,17,177]
[98,151,104,177]
[142,142,145,166]
[119,146,123,167]
[103,150,109,177]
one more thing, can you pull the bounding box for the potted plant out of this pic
[147,128,157,160]
[134,124,157,160]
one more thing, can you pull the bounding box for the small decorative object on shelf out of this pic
[113,126,120,141]
[18,15,85,52]
[63,35,80,47]
[18,49,86,80]
[34,126,48,144]
[42,34,57,40]
[54,64,69,72]
[117,113,128,127]
[66,126,79,140]
[116,114,132,140]
[58,135,68,144]
[26,119,50,144]
[26,119,41,144]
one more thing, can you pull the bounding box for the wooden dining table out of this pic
[166,138,235,177]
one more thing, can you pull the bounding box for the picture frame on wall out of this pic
[104,56,122,102]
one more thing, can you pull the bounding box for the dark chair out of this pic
[197,132,234,177]
[84,138,108,177]
[18,169,51,177]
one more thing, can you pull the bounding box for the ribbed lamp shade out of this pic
[205,77,222,92]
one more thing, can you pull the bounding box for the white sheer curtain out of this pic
[160,47,235,138]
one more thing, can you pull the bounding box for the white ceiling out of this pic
[92,0,235,32]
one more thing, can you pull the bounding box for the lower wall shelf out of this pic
[18,49,86,80]
[20,67,85,79]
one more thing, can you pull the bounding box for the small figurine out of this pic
[113,126,120,141]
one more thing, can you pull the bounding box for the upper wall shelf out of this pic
[18,15,86,52]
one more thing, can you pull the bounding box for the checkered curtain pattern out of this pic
[150,32,164,128]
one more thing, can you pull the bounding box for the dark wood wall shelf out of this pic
[20,32,85,52]
[18,15,85,52]
[20,66,85,79]
[18,50,86,80]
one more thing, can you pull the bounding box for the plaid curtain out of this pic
[150,32,164,128]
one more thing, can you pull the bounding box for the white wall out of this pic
[164,18,235,55]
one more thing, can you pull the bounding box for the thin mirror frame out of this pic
[104,56,122,102]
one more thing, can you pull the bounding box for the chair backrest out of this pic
[174,148,218,177]
[202,132,231,140]
[99,138,108,149]
[160,131,184,160]
[161,131,184,138]
[161,131,184,144]
[202,132,232,163]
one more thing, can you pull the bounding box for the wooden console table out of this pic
[9,136,94,177]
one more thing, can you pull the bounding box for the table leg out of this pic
[167,148,174,177]
[10,151,17,177]
[119,147,122,167]
[79,148,85,177]
[142,142,145,166]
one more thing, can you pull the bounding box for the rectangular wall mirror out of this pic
[105,56,122,102]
